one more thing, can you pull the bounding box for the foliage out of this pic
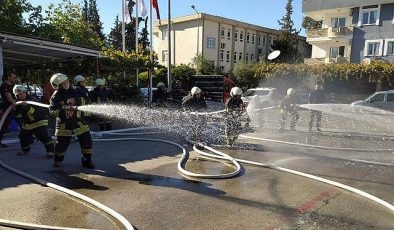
[82,0,105,41]
[302,16,322,31]
[190,54,215,75]
[232,61,260,90]
[273,0,301,64]
[46,0,103,48]
[171,64,195,89]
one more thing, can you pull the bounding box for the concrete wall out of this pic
[351,3,394,63]
[203,20,219,67]
[303,0,394,13]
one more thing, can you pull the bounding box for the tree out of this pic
[172,64,195,88]
[108,15,122,50]
[272,0,301,63]
[302,16,322,32]
[191,54,215,75]
[46,0,103,48]
[82,0,89,23]
[138,16,150,52]
[233,62,259,89]
[0,0,30,34]
[88,0,105,41]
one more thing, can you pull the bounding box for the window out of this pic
[220,65,225,71]
[235,30,238,41]
[239,52,242,61]
[221,28,225,38]
[162,29,168,40]
[245,53,249,61]
[258,48,262,54]
[258,35,261,45]
[221,43,226,49]
[365,40,383,56]
[268,37,271,46]
[251,54,254,61]
[246,32,250,43]
[252,34,255,44]
[220,50,224,61]
[206,37,216,49]
[384,39,394,55]
[368,93,384,103]
[234,52,237,63]
[226,51,230,62]
[331,17,346,28]
[240,32,244,42]
[387,93,394,102]
[227,29,231,40]
[360,5,379,25]
[162,50,168,62]
[329,46,345,58]
[263,36,266,46]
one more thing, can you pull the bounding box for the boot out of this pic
[82,157,95,169]
[105,122,112,131]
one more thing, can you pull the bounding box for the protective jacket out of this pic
[280,94,301,112]
[181,93,207,112]
[308,89,325,104]
[91,87,110,103]
[49,86,89,136]
[15,95,48,130]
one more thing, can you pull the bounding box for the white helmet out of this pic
[191,86,202,96]
[50,73,68,89]
[230,87,243,97]
[13,85,27,95]
[74,75,85,83]
[157,82,165,89]
[95,78,105,86]
[287,88,295,96]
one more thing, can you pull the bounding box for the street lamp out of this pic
[191,5,200,75]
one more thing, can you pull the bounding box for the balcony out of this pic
[305,57,350,64]
[307,26,353,43]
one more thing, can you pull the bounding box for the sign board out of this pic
[190,75,224,102]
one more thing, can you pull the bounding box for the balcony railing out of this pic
[305,57,350,64]
[307,26,353,40]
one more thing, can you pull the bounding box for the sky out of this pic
[28,0,306,36]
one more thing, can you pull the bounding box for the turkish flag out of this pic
[151,0,160,20]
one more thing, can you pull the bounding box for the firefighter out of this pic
[74,75,90,99]
[308,82,325,131]
[279,88,301,132]
[225,87,244,146]
[152,82,167,106]
[182,86,207,141]
[49,73,94,168]
[90,78,112,131]
[13,85,54,158]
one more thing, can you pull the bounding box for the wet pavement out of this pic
[0,123,393,229]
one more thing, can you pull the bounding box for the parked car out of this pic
[351,90,394,111]
[241,87,282,108]
[23,85,43,100]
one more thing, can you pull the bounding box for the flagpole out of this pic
[122,0,126,52]
[167,0,172,91]
[149,0,153,108]
[135,0,139,86]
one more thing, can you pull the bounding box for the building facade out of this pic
[153,13,310,73]
[303,0,394,64]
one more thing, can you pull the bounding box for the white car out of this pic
[241,87,281,108]
[351,90,394,111]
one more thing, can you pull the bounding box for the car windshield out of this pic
[366,93,384,103]
[243,90,269,97]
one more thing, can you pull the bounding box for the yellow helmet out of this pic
[95,78,105,86]
[13,85,27,95]
[50,73,68,89]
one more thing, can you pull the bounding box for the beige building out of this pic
[153,13,310,73]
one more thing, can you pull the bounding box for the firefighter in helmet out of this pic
[74,75,90,99]
[152,82,167,106]
[182,86,207,140]
[279,88,301,132]
[90,78,112,131]
[49,73,94,168]
[14,85,54,158]
[225,87,244,146]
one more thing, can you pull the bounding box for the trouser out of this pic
[54,131,92,163]
[280,110,299,130]
[19,126,54,153]
[190,115,206,141]
[0,109,15,141]
[309,110,322,129]
[225,116,242,145]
